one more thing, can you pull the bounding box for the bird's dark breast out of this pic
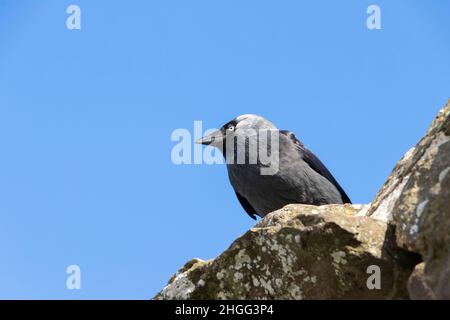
[226,163,311,217]
[226,157,345,217]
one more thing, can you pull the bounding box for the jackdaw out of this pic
[196,114,351,219]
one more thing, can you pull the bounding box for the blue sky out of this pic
[0,0,449,299]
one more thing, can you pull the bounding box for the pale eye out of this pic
[227,126,235,132]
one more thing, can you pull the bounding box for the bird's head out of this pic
[195,114,277,148]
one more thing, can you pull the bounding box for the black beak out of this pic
[195,129,223,145]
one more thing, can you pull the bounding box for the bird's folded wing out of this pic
[279,130,352,204]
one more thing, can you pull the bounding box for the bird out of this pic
[196,114,351,219]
